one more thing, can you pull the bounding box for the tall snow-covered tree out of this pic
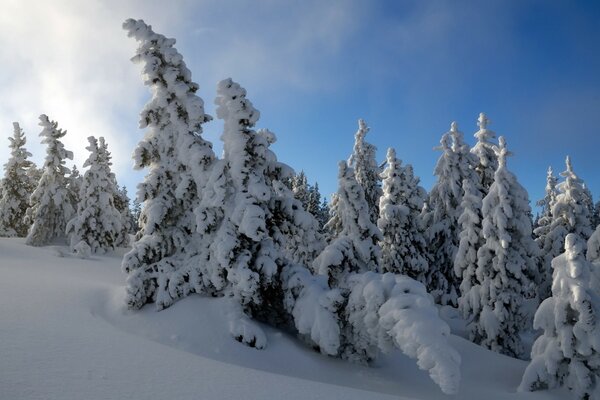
[131,197,142,234]
[538,156,593,301]
[113,185,133,246]
[0,122,35,237]
[586,225,600,293]
[307,182,328,229]
[424,122,478,306]
[470,113,498,191]
[66,136,123,254]
[25,115,74,246]
[66,164,83,212]
[291,171,310,209]
[519,234,600,399]
[472,136,538,358]
[121,19,215,310]
[454,178,485,320]
[196,78,324,347]
[377,147,428,282]
[347,119,381,227]
[534,166,559,299]
[314,161,381,287]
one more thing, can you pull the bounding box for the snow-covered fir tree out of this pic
[307,182,328,229]
[131,197,142,234]
[583,183,595,229]
[534,166,559,299]
[121,19,215,310]
[470,113,498,191]
[26,163,43,190]
[196,78,324,346]
[25,115,74,246]
[66,136,123,254]
[454,178,485,320]
[377,147,428,282]
[314,161,381,287]
[0,122,35,237]
[347,119,381,227]
[538,156,594,301]
[424,122,478,306]
[113,185,133,245]
[586,226,600,293]
[472,136,538,358]
[593,201,600,230]
[519,234,600,399]
[66,164,83,212]
[291,171,310,209]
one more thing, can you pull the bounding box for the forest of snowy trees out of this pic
[0,19,599,399]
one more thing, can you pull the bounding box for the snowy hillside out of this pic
[0,237,566,400]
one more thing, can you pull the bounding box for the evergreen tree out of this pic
[424,122,478,306]
[534,166,559,299]
[25,115,74,246]
[377,147,428,282]
[66,136,123,254]
[121,19,215,310]
[538,156,594,301]
[196,78,324,346]
[307,182,328,229]
[470,113,498,191]
[324,192,343,241]
[454,178,485,320]
[587,226,600,295]
[347,119,381,227]
[291,171,310,210]
[520,234,600,399]
[131,197,142,234]
[113,185,133,246]
[583,183,595,229]
[66,164,83,212]
[472,136,538,358]
[0,122,35,237]
[313,161,381,287]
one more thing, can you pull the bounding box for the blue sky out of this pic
[1,0,599,212]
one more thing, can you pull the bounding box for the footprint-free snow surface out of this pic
[0,238,566,399]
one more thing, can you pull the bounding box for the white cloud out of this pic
[0,0,364,189]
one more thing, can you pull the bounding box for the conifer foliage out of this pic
[347,119,381,227]
[378,147,428,282]
[520,234,600,399]
[470,113,498,191]
[66,136,123,254]
[313,161,381,286]
[471,137,538,358]
[424,122,478,306]
[0,122,35,237]
[537,157,594,301]
[121,19,215,310]
[25,115,74,246]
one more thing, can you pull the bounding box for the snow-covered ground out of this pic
[0,237,566,399]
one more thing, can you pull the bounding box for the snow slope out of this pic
[0,238,566,399]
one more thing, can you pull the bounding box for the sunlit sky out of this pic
[1,0,599,211]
